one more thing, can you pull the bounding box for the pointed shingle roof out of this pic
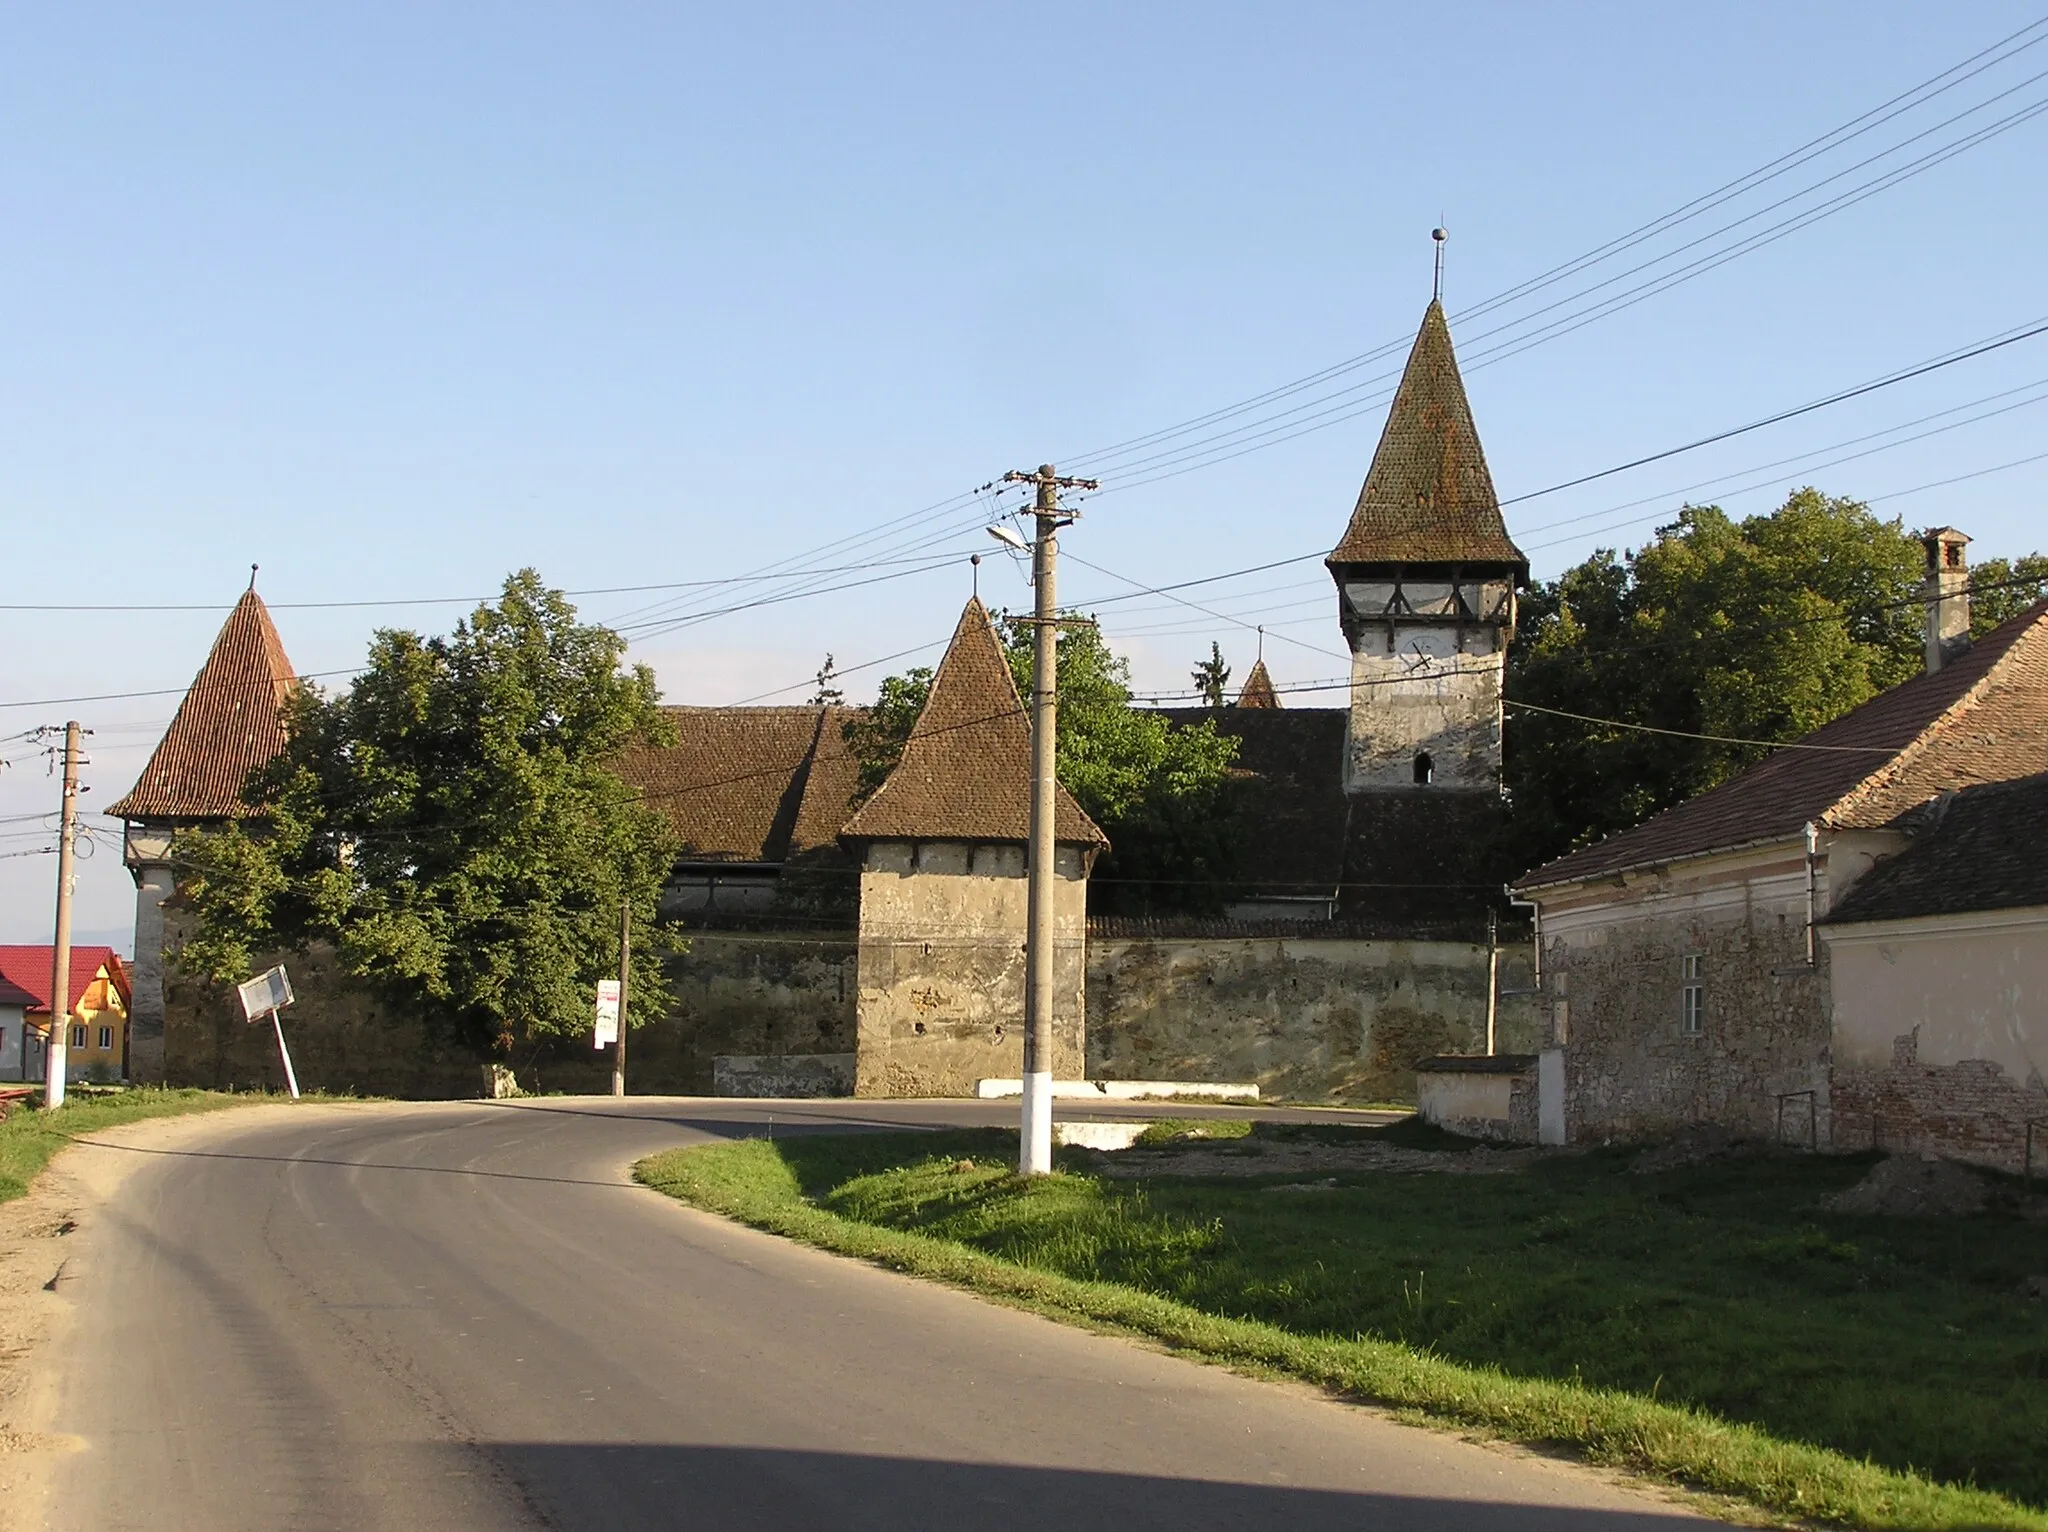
[1328,300,1527,571]
[839,599,1106,848]
[1236,659,1279,709]
[108,589,297,820]
[1517,601,2048,890]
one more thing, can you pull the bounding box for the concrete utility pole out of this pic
[611,899,631,1097]
[45,721,82,1109]
[998,464,1097,1176]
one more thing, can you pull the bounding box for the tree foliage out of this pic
[1502,488,2041,873]
[843,618,1240,912]
[1191,642,1231,708]
[176,572,681,1054]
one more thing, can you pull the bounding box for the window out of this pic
[71,1024,87,1049]
[1413,751,1434,785]
[1680,952,1705,1036]
[98,1026,114,1051]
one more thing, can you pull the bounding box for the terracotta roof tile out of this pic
[1236,659,1279,708]
[839,599,1106,848]
[107,590,296,820]
[1825,772,2048,925]
[615,707,838,863]
[1519,601,2048,889]
[1327,301,1527,571]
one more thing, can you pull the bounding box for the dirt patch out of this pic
[1630,1125,1754,1175]
[1823,1155,1991,1217]
[1088,1139,1544,1179]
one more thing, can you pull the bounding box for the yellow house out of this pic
[0,946,133,1083]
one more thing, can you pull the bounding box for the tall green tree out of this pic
[1191,642,1231,708]
[1503,488,2041,873]
[844,617,1240,912]
[176,571,681,1055]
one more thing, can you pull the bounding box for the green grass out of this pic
[637,1125,2048,1531]
[0,1087,273,1205]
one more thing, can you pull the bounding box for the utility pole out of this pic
[998,464,1097,1176]
[45,722,82,1109]
[611,898,631,1097]
[1484,910,1500,1057]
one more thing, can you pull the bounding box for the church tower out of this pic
[1326,298,1526,795]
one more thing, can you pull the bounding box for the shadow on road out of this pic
[485,1442,1699,1531]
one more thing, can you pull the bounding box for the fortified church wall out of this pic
[115,293,1529,1104]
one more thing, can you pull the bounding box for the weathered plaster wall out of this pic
[1824,905,2048,1171]
[853,841,1086,1097]
[1417,1062,1539,1142]
[1541,849,1829,1143]
[1086,933,1536,1103]
[1343,621,1504,792]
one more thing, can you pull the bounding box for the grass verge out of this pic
[0,1088,278,1205]
[636,1130,2048,1532]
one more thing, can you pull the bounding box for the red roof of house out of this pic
[1517,601,2048,890]
[0,946,130,1017]
[107,588,297,820]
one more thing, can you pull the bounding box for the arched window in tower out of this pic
[1413,751,1434,785]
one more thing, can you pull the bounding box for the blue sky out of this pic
[5,2,2047,946]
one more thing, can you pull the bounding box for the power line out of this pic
[1059,15,2048,478]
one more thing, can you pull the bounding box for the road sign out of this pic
[237,965,295,1023]
[594,979,620,1049]
[236,965,301,1100]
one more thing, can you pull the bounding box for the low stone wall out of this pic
[161,909,856,1099]
[1416,1055,1538,1142]
[1085,930,1537,1104]
[713,1052,856,1098]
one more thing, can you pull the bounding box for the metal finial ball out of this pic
[1432,227,1447,242]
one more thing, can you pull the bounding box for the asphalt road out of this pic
[39,1098,1703,1530]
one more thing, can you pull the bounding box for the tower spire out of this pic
[1432,226,1446,303]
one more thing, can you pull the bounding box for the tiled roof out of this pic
[1327,300,1527,571]
[615,706,856,863]
[1825,772,2048,925]
[107,590,296,820]
[840,599,1106,848]
[0,946,129,1017]
[1518,601,2048,889]
[1236,659,1279,708]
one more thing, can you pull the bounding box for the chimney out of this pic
[1921,527,1970,675]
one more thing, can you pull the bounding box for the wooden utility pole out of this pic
[999,464,1097,1176]
[611,899,631,1097]
[45,722,82,1109]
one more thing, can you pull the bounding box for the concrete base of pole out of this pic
[1019,1070,1054,1175]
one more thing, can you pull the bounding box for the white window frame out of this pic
[1680,952,1705,1036]
[98,1025,114,1050]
